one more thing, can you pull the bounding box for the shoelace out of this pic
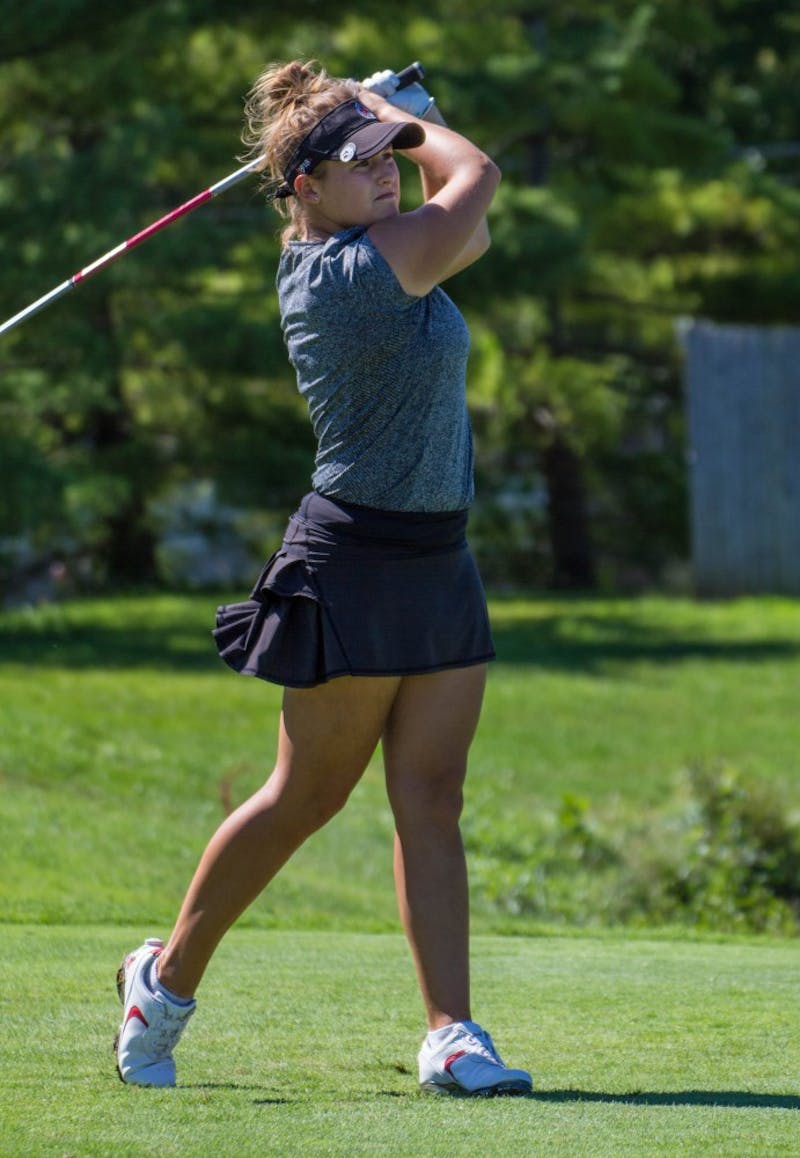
[461,1026,505,1067]
[144,996,195,1053]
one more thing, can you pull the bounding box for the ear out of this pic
[294,173,320,203]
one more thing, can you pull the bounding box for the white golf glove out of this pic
[361,68,436,119]
[361,69,398,97]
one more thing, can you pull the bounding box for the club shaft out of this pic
[0,157,264,337]
[1,61,424,338]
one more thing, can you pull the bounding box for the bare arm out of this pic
[358,89,500,297]
[415,105,493,282]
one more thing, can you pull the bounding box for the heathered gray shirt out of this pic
[277,225,474,512]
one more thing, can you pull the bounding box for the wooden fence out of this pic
[680,319,800,596]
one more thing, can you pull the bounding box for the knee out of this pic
[389,767,466,834]
[306,785,354,832]
[292,776,359,835]
[258,772,355,838]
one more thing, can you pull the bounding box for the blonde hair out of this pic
[242,60,358,245]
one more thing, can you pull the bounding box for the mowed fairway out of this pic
[1,593,799,1154]
[1,927,798,1156]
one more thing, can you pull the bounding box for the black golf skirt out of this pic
[212,491,495,688]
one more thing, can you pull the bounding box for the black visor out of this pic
[274,98,425,198]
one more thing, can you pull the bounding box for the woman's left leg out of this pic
[382,664,487,1030]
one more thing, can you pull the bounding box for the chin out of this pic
[374,200,399,218]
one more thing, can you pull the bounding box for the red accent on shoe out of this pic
[443,1050,468,1074]
[125,1006,149,1029]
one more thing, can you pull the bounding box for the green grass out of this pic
[486,593,800,802]
[1,592,799,1154]
[1,926,798,1156]
[1,591,799,929]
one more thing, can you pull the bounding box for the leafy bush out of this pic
[466,765,800,933]
[618,764,800,933]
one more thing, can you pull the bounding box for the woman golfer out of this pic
[115,58,531,1098]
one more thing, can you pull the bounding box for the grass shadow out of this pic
[242,1087,800,1110]
[491,606,800,673]
[186,1084,293,1103]
[1,593,799,674]
[0,596,220,673]
[533,1088,800,1110]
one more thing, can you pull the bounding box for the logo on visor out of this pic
[354,101,375,120]
[338,142,357,162]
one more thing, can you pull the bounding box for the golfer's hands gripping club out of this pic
[361,67,436,119]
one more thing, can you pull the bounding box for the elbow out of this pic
[465,149,500,193]
[483,153,502,190]
[475,154,501,216]
[477,156,500,249]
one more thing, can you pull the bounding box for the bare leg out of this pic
[157,675,401,998]
[382,665,487,1029]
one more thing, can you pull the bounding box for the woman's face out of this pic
[302,148,400,233]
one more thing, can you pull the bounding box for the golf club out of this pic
[0,62,425,338]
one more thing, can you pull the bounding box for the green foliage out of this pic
[2,2,800,591]
[0,434,64,538]
[459,0,800,586]
[620,764,800,931]
[466,765,800,934]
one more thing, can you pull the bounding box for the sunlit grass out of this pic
[0,592,799,928]
[1,926,798,1157]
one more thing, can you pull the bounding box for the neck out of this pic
[299,204,356,243]
[301,226,334,242]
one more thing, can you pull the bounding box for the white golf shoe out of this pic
[114,937,196,1087]
[418,1020,532,1096]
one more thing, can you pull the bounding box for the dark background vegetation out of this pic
[2,1,799,597]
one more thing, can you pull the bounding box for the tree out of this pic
[1,6,307,586]
[419,0,800,586]
[2,1,799,595]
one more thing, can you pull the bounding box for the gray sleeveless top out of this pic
[277,225,474,512]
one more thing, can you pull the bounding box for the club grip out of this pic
[395,61,425,90]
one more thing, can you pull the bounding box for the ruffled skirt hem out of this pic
[212,493,495,688]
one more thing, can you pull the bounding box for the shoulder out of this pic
[278,227,417,304]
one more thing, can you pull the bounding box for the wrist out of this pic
[357,87,400,118]
[358,83,434,125]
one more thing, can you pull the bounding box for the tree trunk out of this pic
[541,435,597,590]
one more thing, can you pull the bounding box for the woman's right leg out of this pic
[155,674,401,998]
